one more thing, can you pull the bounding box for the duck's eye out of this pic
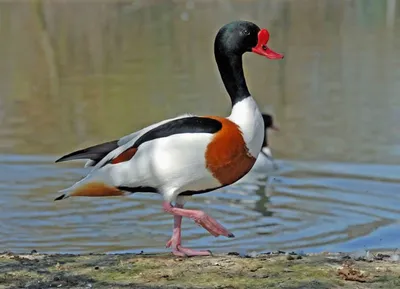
[262,45,267,50]
[242,29,250,36]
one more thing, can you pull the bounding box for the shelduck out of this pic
[54,20,284,257]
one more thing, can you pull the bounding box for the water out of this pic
[1,0,400,254]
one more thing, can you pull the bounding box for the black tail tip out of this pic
[54,194,66,201]
[54,157,65,163]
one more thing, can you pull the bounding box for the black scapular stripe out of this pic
[131,117,222,148]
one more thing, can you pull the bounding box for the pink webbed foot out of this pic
[175,246,211,257]
[192,211,235,238]
[166,239,211,257]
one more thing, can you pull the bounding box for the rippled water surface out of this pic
[1,0,400,254]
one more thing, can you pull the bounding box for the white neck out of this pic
[228,97,264,158]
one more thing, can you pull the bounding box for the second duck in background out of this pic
[251,113,279,173]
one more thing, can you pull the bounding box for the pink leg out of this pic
[163,201,234,238]
[165,203,214,257]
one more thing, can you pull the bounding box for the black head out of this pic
[263,113,273,128]
[215,20,284,59]
[262,113,279,131]
[214,21,284,106]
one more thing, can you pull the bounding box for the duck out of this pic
[253,113,279,173]
[54,20,284,257]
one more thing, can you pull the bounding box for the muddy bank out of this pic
[1,250,400,289]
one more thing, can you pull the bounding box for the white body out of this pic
[59,98,264,203]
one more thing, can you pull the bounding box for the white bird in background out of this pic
[253,113,279,173]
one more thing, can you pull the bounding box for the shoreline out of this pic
[1,250,400,289]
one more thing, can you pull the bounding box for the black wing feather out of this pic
[55,140,119,164]
[132,117,222,148]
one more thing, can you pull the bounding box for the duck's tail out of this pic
[54,191,69,201]
[54,181,126,201]
[54,171,126,201]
